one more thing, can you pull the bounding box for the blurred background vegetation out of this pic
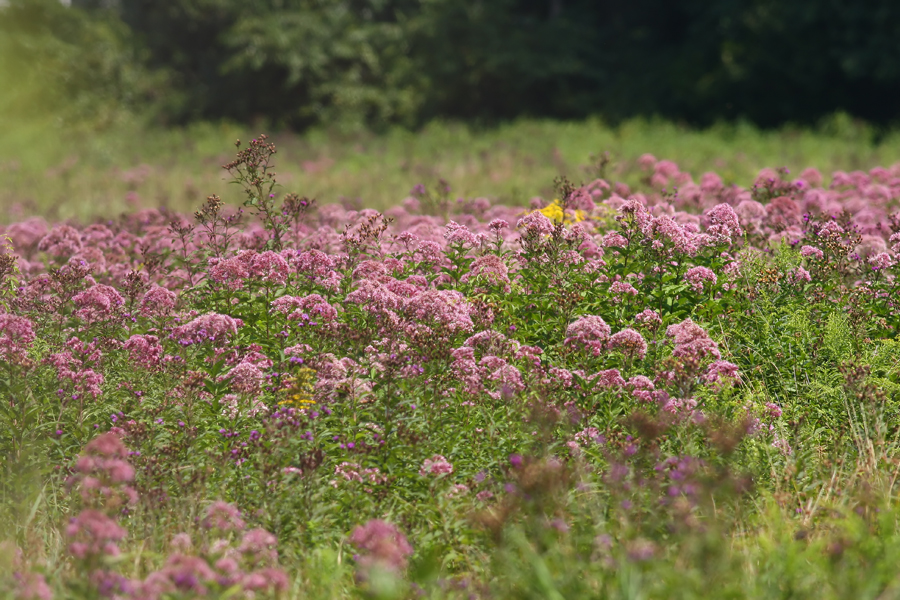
[10,0,900,129]
[2,0,900,221]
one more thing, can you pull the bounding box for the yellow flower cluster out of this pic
[538,199,585,225]
[279,367,317,407]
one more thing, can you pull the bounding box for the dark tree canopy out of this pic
[8,0,900,129]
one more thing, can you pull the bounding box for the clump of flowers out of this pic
[140,285,177,317]
[202,500,246,532]
[226,361,266,395]
[420,455,454,477]
[609,328,648,361]
[10,136,900,598]
[72,432,138,510]
[64,433,137,594]
[565,315,611,356]
[349,519,414,576]
[0,314,35,365]
[666,319,720,362]
[172,313,243,346]
[683,266,717,293]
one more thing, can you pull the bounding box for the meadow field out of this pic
[4,122,900,599]
[2,116,899,222]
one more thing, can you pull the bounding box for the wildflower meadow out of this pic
[5,135,900,599]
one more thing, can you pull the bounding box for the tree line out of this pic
[5,0,900,129]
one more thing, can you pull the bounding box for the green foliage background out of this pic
[4,0,900,131]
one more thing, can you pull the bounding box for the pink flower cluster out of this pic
[67,509,128,560]
[137,526,288,598]
[46,337,105,401]
[271,293,339,325]
[0,314,35,365]
[73,432,138,509]
[666,319,721,362]
[330,462,387,490]
[420,454,454,477]
[66,434,136,563]
[140,285,177,317]
[349,519,414,574]
[461,254,511,291]
[124,334,164,370]
[608,328,648,360]
[203,500,246,531]
[683,266,717,293]
[565,315,611,355]
[72,284,124,322]
[172,313,243,346]
[448,335,529,398]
